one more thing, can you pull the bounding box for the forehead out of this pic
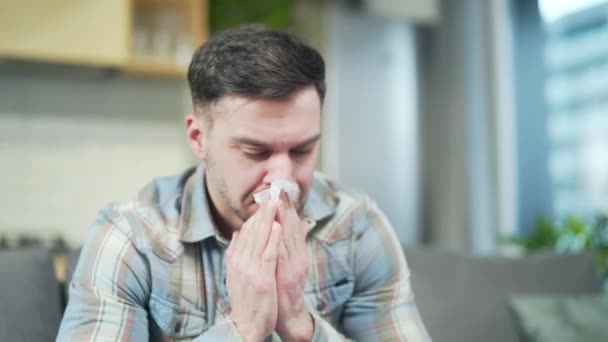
[212,87,321,143]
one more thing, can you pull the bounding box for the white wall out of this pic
[322,8,421,246]
[364,0,438,24]
[0,67,193,246]
[419,0,517,253]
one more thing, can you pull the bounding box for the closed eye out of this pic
[242,150,271,160]
[290,149,313,157]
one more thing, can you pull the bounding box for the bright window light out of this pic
[539,0,607,23]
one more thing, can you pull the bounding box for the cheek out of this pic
[212,150,257,198]
[300,148,319,175]
[295,156,318,200]
[237,166,267,200]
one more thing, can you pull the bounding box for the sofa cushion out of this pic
[0,248,63,341]
[509,293,608,342]
[404,248,603,342]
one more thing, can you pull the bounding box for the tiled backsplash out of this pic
[0,113,193,246]
[0,66,197,246]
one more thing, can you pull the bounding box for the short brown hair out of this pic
[187,25,326,112]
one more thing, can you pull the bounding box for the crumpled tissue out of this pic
[253,180,300,204]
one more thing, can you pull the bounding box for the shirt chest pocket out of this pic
[305,277,354,324]
[149,293,208,340]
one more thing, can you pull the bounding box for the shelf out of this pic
[136,0,193,7]
[123,58,188,78]
[0,0,208,79]
[126,0,207,77]
[0,0,130,68]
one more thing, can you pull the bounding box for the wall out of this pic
[0,62,193,246]
[419,0,517,253]
[511,0,554,233]
[322,7,421,246]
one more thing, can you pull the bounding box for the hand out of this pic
[274,191,314,341]
[225,198,282,342]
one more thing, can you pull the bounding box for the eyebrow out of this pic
[232,134,321,149]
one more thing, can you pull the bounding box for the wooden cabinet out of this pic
[0,0,208,78]
[0,0,130,67]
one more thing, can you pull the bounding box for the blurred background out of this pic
[1,0,607,255]
[2,1,608,341]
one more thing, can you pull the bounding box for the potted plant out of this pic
[503,214,608,288]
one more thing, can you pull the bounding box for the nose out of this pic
[263,152,295,184]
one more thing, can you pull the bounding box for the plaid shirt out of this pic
[57,163,430,341]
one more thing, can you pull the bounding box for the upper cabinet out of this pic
[0,0,130,67]
[0,0,208,78]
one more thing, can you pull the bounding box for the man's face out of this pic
[188,86,321,231]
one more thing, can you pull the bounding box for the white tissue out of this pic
[253,180,300,204]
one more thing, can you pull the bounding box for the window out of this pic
[540,0,608,217]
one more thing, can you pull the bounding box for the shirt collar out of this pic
[301,171,340,224]
[178,163,339,243]
[178,163,217,243]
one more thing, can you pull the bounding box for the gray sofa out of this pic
[0,247,603,341]
[0,248,63,342]
[406,248,603,342]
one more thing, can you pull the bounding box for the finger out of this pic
[241,196,270,259]
[249,197,278,257]
[251,198,273,258]
[297,221,309,247]
[277,191,299,253]
[276,190,295,221]
[278,236,289,267]
[261,194,279,225]
[261,221,282,273]
[247,193,268,228]
[225,230,239,259]
[289,221,308,259]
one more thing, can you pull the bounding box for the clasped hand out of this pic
[225,192,312,342]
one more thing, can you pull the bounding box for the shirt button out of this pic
[316,301,326,311]
[174,320,182,334]
[303,217,316,229]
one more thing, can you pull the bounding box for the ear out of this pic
[185,113,207,160]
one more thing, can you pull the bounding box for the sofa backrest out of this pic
[404,248,603,342]
[0,248,63,341]
[61,246,604,341]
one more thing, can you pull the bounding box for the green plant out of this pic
[209,0,293,34]
[503,216,560,252]
[503,214,608,279]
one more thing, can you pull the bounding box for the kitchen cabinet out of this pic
[0,0,208,78]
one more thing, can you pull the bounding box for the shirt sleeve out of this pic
[57,208,253,342]
[192,318,243,341]
[309,310,354,341]
[56,209,152,341]
[332,200,432,342]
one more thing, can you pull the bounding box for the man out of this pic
[57,26,430,341]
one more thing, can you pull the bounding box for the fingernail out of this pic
[278,190,289,206]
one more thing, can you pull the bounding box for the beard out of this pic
[205,155,252,227]
[204,152,308,231]
[216,176,251,223]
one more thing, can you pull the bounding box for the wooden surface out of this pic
[123,58,187,78]
[190,0,208,48]
[53,253,67,283]
[0,0,208,78]
[0,0,130,67]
